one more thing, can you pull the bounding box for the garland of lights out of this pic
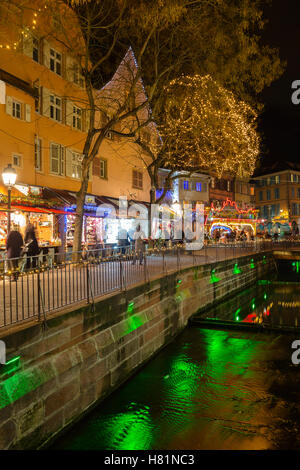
[158,75,260,178]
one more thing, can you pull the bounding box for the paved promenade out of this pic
[0,242,296,329]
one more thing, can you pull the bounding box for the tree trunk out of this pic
[73,166,89,260]
[148,186,156,239]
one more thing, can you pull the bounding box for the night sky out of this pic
[260,0,300,167]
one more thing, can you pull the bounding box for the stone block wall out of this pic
[0,252,274,449]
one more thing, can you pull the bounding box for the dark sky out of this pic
[260,0,300,166]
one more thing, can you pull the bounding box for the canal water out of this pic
[51,261,300,450]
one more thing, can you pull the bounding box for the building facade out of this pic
[0,1,153,248]
[253,162,300,235]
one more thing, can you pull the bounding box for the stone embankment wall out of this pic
[0,252,274,449]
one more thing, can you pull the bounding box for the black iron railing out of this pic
[0,240,299,329]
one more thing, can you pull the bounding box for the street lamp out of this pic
[2,164,17,234]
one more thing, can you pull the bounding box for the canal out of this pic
[51,261,300,450]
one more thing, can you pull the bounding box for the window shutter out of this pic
[60,146,65,175]
[42,87,50,117]
[92,157,100,176]
[43,40,50,69]
[50,144,59,174]
[66,100,73,127]
[85,109,91,133]
[65,54,74,82]
[5,96,12,116]
[65,148,73,178]
[25,104,31,122]
[23,32,33,58]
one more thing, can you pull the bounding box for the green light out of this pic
[264,293,267,300]
[209,269,220,284]
[292,261,300,273]
[177,279,182,284]
[262,256,267,265]
[127,302,135,314]
[1,355,20,377]
[233,263,242,275]
[250,258,255,269]
[234,308,241,321]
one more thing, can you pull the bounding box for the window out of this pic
[274,188,280,199]
[250,186,255,196]
[50,94,62,122]
[195,182,202,192]
[71,152,82,179]
[72,105,82,130]
[73,64,84,87]
[12,99,22,119]
[292,188,295,197]
[183,180,189,190]
[291,174,299,183]
[259,191,263,201]
[210,177,215,189]
[100,159,107,179]
[33,38,39,63]
[266,190,271,200]
[12,154,22,167]
[35,136,42,171]
[298,188,300,199]
[227,180,231,192]
[34,85,40,113]
[50,48,62,76]
[132,170,143,189]
[275,175,280,184]
[50,143,65,175]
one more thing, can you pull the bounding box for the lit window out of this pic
[183,180,189,190]
[71,152,82,179]
[195,182,202,192]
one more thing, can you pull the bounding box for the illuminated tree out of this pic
[162,74,260,177]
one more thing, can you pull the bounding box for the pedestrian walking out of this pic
[6,225,23,280]
[24,223,40,269]
[132,224,146,265]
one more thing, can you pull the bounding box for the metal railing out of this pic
[0,240,299,329]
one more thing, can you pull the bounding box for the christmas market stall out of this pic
[205,198,258,241]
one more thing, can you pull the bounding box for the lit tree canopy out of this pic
[147,75,260,180]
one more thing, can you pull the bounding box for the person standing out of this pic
[24,223,40,269]
[6,226,23,280]
[132,224,146,265]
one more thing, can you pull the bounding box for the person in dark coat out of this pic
[6,227,23,280]
[24,223,40,269]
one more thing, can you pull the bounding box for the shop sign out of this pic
[85,195,96,205]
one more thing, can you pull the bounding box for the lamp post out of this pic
[2,164,17,234]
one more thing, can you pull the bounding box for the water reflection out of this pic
[51,276,300,450]
[198,282,300,328]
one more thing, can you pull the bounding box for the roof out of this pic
[253,160,300,177]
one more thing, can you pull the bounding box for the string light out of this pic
[159,74,260,178]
